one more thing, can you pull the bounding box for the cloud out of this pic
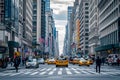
[51,0,75,15]
[53,10,67,20]
[51,0,74,5]
[51,0,75,54]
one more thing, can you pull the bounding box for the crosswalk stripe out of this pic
[48,71,54,75]
[46,68,52,71]
[53,68,57,71]
[0,73,9,76]
[10,72,23,76]
[80,70,90,74]
[30,72,38,75]
[40,71,46,75]
[86,70,97,74]
[1,66,120,76]
[60,68,62,71]
[74,70,80,73]
[40,68,46,71]
[24,72,31,74]
[58,71,62,75]
[66,70,72,74]
[71,68,77,70]
[66,68,70,71]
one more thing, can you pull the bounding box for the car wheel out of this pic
[56,65,58,67]
[66,65,68,67]
[79,65,81,66]
[87,65,90,67]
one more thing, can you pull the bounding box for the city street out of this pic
[0,64,120,80]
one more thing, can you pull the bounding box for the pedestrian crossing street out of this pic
[0,66,120,77]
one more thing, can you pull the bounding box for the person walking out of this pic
[96,56,102,73]
[101,57,105,66]
[14,56,20,72]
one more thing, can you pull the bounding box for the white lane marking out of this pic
[66,68,70,71]
[53,68,57,71]
[60,68,62,71]
[46,68,52,71]
[40,71,46,75]
[80,70,90,74]
[48,71,54,75]
[30,72,38,75]
[58,71,62,75]
[0,73,10,76]
[10,72,22,76]
[66,70,72,74]
[24,72,31,74]
[87,70,98,74]
[71,68,77,70]
[40,68,46,71]
[48,68,57,75]
[74,70,80,74]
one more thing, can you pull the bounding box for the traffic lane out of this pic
[0,75,120,80]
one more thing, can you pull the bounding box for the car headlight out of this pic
[34,62,37,65]
[26,62,28,65]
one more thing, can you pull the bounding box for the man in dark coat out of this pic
[96,56,102,73]
[14,56,20,72]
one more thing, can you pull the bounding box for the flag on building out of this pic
[45,37,48,46]
[71,43,76,48]
[39,38,45,43]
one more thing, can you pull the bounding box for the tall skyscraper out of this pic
[23,0,33,54]
[44,0,50,12]
[95,0,120,57]
[78,0,89,55]
[89,0,99,55]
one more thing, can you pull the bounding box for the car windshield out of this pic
[80,58,86,61]
[32,59,37,62]
[28,59,33,62]
[57,57,67,60]
[38,58,44,60]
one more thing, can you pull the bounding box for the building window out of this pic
[85,29,89,31]
[85,33,89,36]
[85,11,89,14]
[85,37,88,40]
[85,16,89,18]
[85,7,89,10]
[85,20,89,23]
[85,3,89,6]
[85,46,88,48]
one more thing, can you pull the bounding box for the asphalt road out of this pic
[0,64,120,80]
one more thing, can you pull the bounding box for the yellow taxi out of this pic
[56,57,68,67]
[78,58,90,66]
[71,58,79,64]
[87,59,94,65]
[47,58,56,64]
[45,59,49,63]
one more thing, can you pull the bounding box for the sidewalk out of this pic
[0,64,24,72]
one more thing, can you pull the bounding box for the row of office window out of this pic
[100,21,118,37]
[100,30,118,46]
[99,0,119,21]
[100,8,118,29]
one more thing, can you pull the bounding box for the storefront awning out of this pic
[8,41,19,48]
[95,44,119,52]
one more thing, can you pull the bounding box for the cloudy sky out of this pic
[50,0,75,55]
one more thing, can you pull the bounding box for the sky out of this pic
[50,0,75,55]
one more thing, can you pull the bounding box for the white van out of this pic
[107,54,120,65]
